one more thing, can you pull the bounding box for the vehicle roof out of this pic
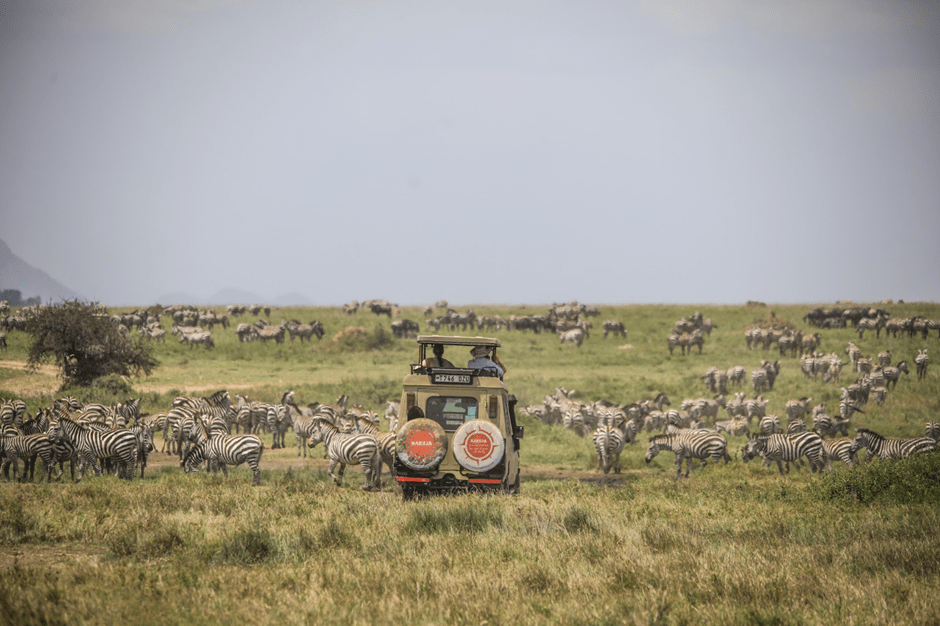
[417,335,501,348]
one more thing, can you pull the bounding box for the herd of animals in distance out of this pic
[0,299,937,487]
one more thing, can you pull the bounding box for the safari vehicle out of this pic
[394,335,523,499]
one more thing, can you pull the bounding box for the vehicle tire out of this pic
[452,420,505,473]
[396,418,448,471]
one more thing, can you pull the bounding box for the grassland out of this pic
[1,301,939,626]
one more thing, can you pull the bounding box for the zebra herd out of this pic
[0,389,403,489]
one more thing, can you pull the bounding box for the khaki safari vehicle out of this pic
[394,335,523,499]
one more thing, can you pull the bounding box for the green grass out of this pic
[1,301,939,625]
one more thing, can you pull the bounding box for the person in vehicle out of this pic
[467,345,506,377]
[407,406,425,421]
[422,344,455,368]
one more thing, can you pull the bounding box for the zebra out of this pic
[559,327,586,347]
[822,438,858,469]
[266,404,292,449]
[743,432,826,474]
[877,350,892,367]
[926,422,939,442]
[181,434,265,485]
[785,397,812,423]
[592,425,620,474]
[880,361,909,390]
[307,418,382,491]
[758,415,782,435]
[128,422,154,478]
[602,320,626,338]
[915,349,929,380]
[179,330,214,349]
[644,432,730,478]
[715,418,750,438]
[290,409,322,458]
[850,428,937,461]
[351,413,397,478]
[1,433,57,482]
[855,317,884,339]
[46,417,138,481]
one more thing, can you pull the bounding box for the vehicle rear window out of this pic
[425,396,478,432]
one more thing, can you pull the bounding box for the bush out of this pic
[811,452,940,505]
[25,301,158,387]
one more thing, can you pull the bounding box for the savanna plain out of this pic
[1,302,939,626]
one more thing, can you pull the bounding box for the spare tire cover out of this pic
[397,418,448,471]
[453,420,505,473]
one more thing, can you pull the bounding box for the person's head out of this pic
[433,344,445,357]
[471,345,490,359]
[407,406,424,420]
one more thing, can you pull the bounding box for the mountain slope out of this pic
[0,239,84,303]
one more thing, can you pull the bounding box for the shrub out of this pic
[811,452,940,505]
[25,301,157,387]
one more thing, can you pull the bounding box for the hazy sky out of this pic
[2,0,938,307]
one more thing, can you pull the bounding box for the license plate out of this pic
[432,373,472,384]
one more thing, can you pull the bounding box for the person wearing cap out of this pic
[467,345,506,377]
[422,344,454,368]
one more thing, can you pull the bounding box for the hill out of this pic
[0,239,84,304]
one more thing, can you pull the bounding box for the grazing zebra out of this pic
[850,428,937,461]
[307,418,382,491]
[181,434,265,485]
[915,349,929,380]
[46,417,138,481]
[822,438,858,469]
[743,432,826,474]
[644,432,730,478]
[1,433,57,482]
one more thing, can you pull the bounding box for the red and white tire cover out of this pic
[453,420,505,473]
[397,418,448,471]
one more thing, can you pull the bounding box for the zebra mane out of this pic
[855,427,882,439]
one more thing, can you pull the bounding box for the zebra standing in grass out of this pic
[0,433,57,482]
[592,421,632,475]
[743,432,826,474]
[822,438,858,469]
[307,418,382,491]
[289,405,323,458]
[915,349,929,380]
[644,432,730,478]
[181,433,265,485]
[128,422,154,478]
[46,417,138,481]
[880,361,909,390]
[350,412,397,479]
[850,428,937,461]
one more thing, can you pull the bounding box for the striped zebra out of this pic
[290,409,322,458]
[0,433,57,482]
[351,413,397,478]
[181,434,265,485]
[602,320,626,338]
[880,361,909,390]
[855,317,884,339]
[743,432,826,474]
[266,404,292,449]
[822,438,857,469]
[758,415,782,435]
[915,349,929,380]
[850,428,937,461]
[47,417,138,481]
[307,418,382,491]
[592,425,619,474]
[785,397,812,423]
[926,422,939,442]
[128,422,154,478]
[715,418,750,438]
[644,432,730,478]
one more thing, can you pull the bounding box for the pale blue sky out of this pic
[2,0,938,306]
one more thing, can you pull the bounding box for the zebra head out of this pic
[644,437,669,464]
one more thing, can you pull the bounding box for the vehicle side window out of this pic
[425,396,478,433]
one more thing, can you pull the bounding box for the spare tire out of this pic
[397,418,448,471]
[453,420,505,473]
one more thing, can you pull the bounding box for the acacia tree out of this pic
[25,301,158,387]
